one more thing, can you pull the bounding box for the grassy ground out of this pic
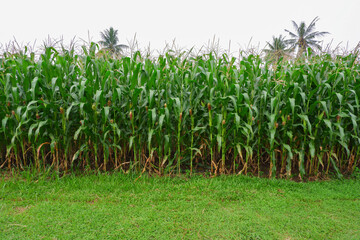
[0,172,359,240]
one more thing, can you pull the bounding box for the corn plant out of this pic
[1,45,359,178]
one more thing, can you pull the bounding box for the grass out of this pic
[1,172,360,239]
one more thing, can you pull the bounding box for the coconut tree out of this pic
[264,35,292,62]
[285,17,329,56]
[99,27,128,55]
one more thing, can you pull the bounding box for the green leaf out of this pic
[323,119,332,131]
[216,134,222,151]
[309,140,315,158]
[103,106,110,120]
[35,120,48,142]
[189,147,202,157]
[159,114,165,128]
[151,108,157,125]
[282,144,293,159]
[2,117,9,133]
[335,93,343,105]
[30,77,38,100]
[330,153,343,179]
[74,125,85,140]
[28,123,38,142]
[129,136,135,150]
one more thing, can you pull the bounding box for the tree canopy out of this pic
[284,17,329,56]
[99,27,128,55]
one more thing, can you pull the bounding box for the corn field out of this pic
[1,45,359,178]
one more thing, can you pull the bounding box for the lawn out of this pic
[0,173,359,239]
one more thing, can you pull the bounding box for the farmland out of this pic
[0,45,359,178]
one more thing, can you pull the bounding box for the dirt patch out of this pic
[13,206,32,215]
[1,171,13,181]
[87,198,99,205]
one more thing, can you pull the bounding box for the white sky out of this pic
[1,0,359,53]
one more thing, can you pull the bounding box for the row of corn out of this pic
[1,45,359,177]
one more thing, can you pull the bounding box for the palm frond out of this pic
[304,16,319,35]
[291,20,299,32]
[116,44,129,49]
[307,41,323,50]
[305,31,330,40]
[284,29,298,39]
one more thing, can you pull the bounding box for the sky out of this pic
[1,0,359,54]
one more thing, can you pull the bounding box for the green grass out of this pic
[1,173,359,239]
